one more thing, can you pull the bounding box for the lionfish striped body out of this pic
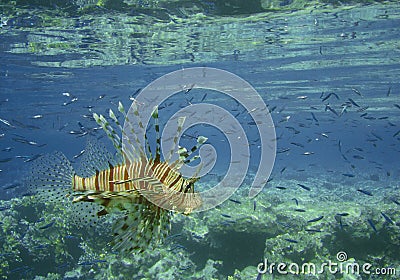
[27,102,205,253]
[73,160,194,194]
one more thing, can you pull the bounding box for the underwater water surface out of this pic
[1,1,400,279]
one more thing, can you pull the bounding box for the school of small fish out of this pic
[1,75,399,279]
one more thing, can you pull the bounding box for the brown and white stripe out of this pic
[72,158,193,194]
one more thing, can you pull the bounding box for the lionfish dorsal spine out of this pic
[131,102,153,159]
[95,102,147,162]
[93,113,122,155]
[116,102,146,161]
[166,116,186,162]
[109,109,123,131]
[174,135,208,169]
[151,106,161,162]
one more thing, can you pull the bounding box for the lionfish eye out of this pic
[184,183,193,193]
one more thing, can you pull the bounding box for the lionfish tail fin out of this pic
[25,151,75,203]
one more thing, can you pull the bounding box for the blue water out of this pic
[1,58,399,191]
[1,1,400,279]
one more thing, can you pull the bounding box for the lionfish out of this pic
[27,101,206,253]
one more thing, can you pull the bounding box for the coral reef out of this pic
[1,172,399,279]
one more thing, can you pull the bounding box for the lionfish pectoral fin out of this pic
[97,208,108,217]
[139,186,202,214]
[111,207,171,254]
[70,191,144,228]
[71,192,106,204]
[68,197,105,228]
